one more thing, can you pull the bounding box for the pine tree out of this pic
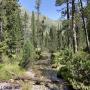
[40,17,46,50]
[0,2,3,62]
[4,0,21,57]
[23,11,29,40]
[0,0,7,62]
[31,11,36,48]
[56,0,71,50]
[71,0,78,53]
[79,0,90,51]
[49,26,57,52]
[35,0,41,47]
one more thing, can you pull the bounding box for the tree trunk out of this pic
[0,20,2,62]
[79,0,90,51]
[72,0,78,53]
[36,0,41,48]
[37,7,40,41]
[31,11,36,48]
[66,0,70,20]
[66,0,70,49]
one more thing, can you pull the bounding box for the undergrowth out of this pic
[52,49,90,90]
[0,63,25,80]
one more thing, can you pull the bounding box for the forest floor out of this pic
[0,52,69,90]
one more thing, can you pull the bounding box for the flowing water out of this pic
[31,53,70,90]
[0,52,74,90]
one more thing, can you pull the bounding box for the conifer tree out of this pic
[0,1,3,62]
[35,0,41,47]
[31,11,36,48]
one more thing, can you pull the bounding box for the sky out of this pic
[19,0,61,20]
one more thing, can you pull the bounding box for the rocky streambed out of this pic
[0,52,74,90]
[0,82,21,90]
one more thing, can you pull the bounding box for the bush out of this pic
[19,40,36,69]
[35,48,41,60]
[69,52,90,90]
[53,50,90,90]
[51,49,72,65]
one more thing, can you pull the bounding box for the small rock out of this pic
[45,83,49,88]
[4,85,12,90]
[35,81,41,85]
[9,79,14,83]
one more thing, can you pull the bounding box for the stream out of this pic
[0,52,74,90]
[31,52,71,90]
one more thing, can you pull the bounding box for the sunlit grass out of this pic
[0,63,25,80]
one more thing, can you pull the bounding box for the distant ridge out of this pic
[20,7,61,28]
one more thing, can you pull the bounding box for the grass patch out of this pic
[0,63,25,80]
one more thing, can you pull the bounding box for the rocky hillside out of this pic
[20,7,61,30]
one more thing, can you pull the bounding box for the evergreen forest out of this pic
[0,0,90,90]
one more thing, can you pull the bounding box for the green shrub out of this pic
[69,52,90,89]
[57,66,72,80]
[52,49,72,65]
[35,48,41,60]
[19,40,36,69]
[53,50,90,90]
